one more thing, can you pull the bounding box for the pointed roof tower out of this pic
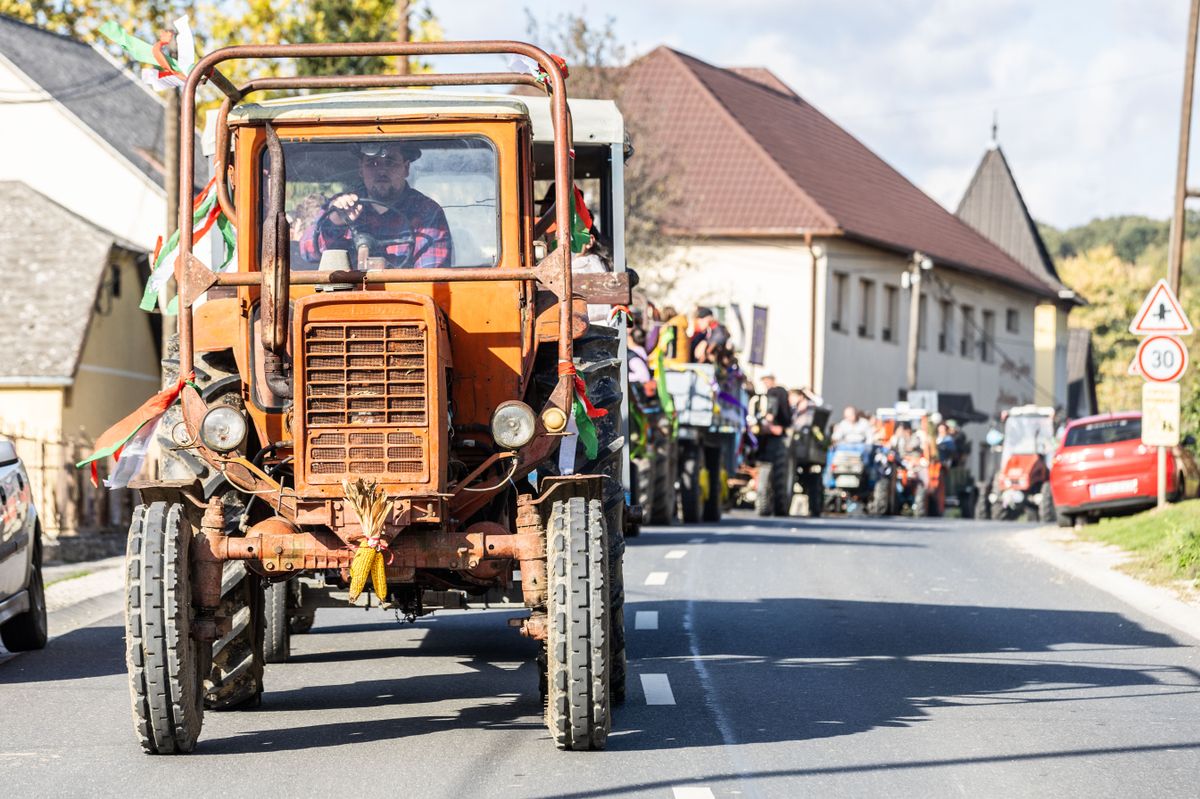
[956,140,1075,298]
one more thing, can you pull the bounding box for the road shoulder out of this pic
[1012,526,1200,643]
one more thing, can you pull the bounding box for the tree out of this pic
[525,10,686,293]
[0,0,190,43]
[207,0,442,85]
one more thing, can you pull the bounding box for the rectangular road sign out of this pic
[1130,278,1193,335]
[1142,382,1181,447]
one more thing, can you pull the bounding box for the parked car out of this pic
[0,437,47,650]
[1049,412,1199,526]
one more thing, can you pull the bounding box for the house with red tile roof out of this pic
[618,46,1072,435]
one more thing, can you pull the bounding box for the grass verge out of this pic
[44,569,92,589]
[1076,499,1200,587]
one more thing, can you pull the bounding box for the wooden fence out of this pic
[1,426,133,540]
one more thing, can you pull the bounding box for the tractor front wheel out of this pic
[545,496,611,751]
[126,502,209,755]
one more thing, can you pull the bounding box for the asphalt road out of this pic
[2,512,1199,798]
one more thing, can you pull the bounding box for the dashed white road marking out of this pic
[672,787,715,799]
[635,611,659,630]
[644,571,669,586]
[640,673,676,705]
[665,549,688,559]
[687,537,705,544]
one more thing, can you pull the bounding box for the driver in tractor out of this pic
[300,141,453,269]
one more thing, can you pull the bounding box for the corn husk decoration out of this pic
[342,479,393,604]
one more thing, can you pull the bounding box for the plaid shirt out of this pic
[300,186,453,269]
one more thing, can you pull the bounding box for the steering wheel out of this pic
[318,195,433,268]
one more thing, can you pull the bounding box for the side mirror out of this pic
[261,123,291,356]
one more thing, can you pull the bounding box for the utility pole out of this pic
[397,0,411,75]
[905,252,931,392]
[1168,0,1200,296]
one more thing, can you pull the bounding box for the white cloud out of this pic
[429,0,1192,226]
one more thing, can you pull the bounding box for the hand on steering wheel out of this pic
[324,193,402,226]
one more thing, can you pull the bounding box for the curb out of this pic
[1011,526,1200,643]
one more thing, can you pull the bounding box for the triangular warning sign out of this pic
[1130,279,1193,335]
[1128,353,1141,376]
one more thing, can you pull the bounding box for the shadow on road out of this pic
[605,595,1195,754]
[0,624,124,684]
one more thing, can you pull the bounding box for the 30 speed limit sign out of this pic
[1136,334,1188,382]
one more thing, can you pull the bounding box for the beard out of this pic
[365,177,401,201]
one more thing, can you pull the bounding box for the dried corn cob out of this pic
[342,479,393,603]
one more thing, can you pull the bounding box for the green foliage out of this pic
[1,0,192,44]
[1050,212,1200,440]
[1079,499,1200,586]
[207,0,442,83]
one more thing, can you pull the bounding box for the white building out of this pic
[620,47,1070,447]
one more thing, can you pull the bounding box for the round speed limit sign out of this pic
[1136,334,1188,382]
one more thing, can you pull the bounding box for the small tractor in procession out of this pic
[653,317,746,523]
[977,405,1057,522]
[89,40,635,754]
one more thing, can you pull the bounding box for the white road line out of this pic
[640,673,676,705]
[634,610,659,630]
[687,537,704,544]
[644,571,669,586]
[671,787,715,799]
[665,549,688,559]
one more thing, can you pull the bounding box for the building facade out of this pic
[618,47,1062,434]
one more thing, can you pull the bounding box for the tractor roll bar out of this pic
[213,72,546,222]
[176,41,575,383]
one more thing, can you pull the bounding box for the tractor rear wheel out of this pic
[702,444,724,522]
[1037,488,1056,525]
[126,502,208,754]
[649,440,678,524]
[545,496,611,751]
[678,441,703,523]
[262,579,290,663]
[869,478,892,516]
[802,474,824,518]
[913,485,929,518]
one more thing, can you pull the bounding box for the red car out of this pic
[1049,412,1199,525]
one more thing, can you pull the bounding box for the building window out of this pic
[858,278,875,338]
[938,299,953,353]
[918,294,927,350]
[1006,308,1019,334]
[882,285,898,343]
[961,305,975,358]
[981,310,995,363]
[832,272,848,332]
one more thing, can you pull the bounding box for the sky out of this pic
[427,0,1194,230]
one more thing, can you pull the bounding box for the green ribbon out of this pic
[98,21,183,73]
[573,398,599,461]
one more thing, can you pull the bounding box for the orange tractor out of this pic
[124,41,633,753]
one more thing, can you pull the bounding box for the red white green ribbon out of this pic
[559,363,607,461]
[76,373,193,487]
[99,18,195,89]
[141,177,235,313]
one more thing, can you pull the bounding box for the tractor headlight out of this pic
[200,406,247,453]
[491,401,536,449]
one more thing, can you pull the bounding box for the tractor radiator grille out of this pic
[301,322,430,484]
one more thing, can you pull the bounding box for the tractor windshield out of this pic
[1002,415,1055,459]
[262,135,499,270]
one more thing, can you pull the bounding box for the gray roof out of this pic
[0,14,203,189]
[956,145,1080,303]
[0,181,142,382]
